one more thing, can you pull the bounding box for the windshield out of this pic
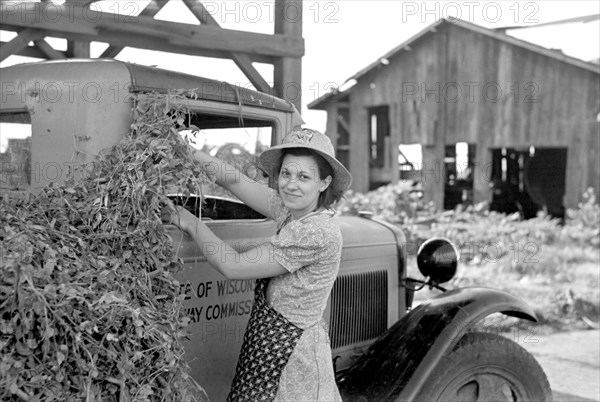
[179,118,273,201]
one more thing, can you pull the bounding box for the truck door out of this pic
[162,100,289,400]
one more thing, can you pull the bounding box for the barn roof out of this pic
[308,18,600,110]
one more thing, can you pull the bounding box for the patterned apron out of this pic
[227,278,304,402]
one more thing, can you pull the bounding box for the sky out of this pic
[1,0,599,134]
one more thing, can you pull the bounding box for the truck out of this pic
[1,59,551,401]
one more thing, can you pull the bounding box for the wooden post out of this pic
[274,0,303,113]
[325,103,339,145]
[389,103,400,184]
[67,40,90,58]
[472,142,492,205]
[65,0,91,58]
[421,141,444,207]
[350,95,369,193]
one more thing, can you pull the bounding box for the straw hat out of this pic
[259,127,352,197]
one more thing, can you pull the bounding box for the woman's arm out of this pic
[168,206,287,280]
[192,149,274,218]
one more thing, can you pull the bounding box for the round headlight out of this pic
[417,237,459,284]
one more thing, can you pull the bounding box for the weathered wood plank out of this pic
[34,38,66,59]
[273,0,302,111]
[0,2,304,58]
[100,0,169,58]
[182,0,271,94]
[348,80,371,192]
[325,103,339,146]
[0,28,42,62]
[0,41,63,59]
[64,0,98,4]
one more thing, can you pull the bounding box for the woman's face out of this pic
[278,154,331,219]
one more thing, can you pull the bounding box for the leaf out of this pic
[97,293,126,305]
[56,351,66,365]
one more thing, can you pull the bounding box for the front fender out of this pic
[337,286,537,401]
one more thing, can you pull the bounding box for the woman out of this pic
[165,127,352,401]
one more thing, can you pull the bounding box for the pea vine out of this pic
[1,93,209,401]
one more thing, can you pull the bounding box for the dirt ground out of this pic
[518,329,600,401]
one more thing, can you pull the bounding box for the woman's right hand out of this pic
[191,149,211,165]
[161,200,198,234]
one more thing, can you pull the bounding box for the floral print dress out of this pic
[265,191,343,402]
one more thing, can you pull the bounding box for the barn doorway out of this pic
[489,147,567,219]
[444,142,476,210]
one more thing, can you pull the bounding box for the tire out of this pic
[414,332,552,402]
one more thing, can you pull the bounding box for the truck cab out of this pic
[1,59,551,402]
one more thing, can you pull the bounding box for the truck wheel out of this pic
[414,332,552,402]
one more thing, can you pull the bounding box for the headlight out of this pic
[417,238,459,285]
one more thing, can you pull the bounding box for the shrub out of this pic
[345,184,600,331]
[0,93,208,401]
[338,181,435,224]
[563,188,600,247]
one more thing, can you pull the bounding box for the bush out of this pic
[341,184,600,331]
[563,188,600,247]
[338,181,435,224]
[340,184,598,262]
[0,93,208,401]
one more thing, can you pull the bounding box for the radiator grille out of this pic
[329,270,388,349]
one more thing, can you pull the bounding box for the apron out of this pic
[227,278,304,402]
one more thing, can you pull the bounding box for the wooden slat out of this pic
[53,29,235,61]
[0,2,304,59]
[0,41,63,59]
[65,0,99,4]
[0,28,42,62]
[34,38,67,59]
[182,0,271,94]
[100,0,169,58]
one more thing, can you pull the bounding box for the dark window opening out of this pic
[368,106,390,169]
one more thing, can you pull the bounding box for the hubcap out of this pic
[438,367,527,402]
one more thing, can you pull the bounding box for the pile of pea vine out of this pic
[1,93,209,401]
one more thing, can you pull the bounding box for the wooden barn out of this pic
[309,18,600,218]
